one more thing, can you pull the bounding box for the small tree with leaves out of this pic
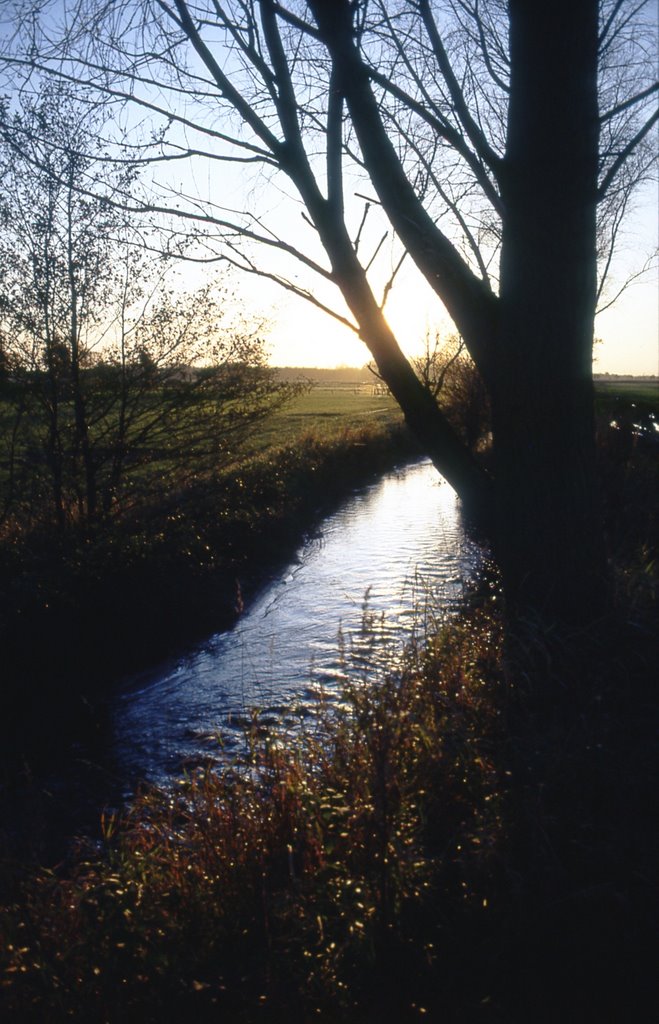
[0,84,296,531]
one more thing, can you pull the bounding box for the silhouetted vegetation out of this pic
[0,84,303,536]
[1,567,655,1022]
[5,0,653,632]
[0,2,656,1017]
[0,402,411,702]
[0,383,656,1022]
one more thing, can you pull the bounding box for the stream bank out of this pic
[1,423,421,850]
[2,422,419,705]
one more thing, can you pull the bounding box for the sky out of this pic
[188,164,657,374]
[261,250,658,374]
[3,1,657,375]
[173,20,656,378]
[591,193,658,376]
[242,203,658,374]
[173,83,658,377]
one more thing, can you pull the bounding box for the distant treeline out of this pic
[594,373,658,382]
[276,367,659,386]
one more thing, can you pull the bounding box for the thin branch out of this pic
[385,108,493,287]
[210,0,278,101]
[379,250,406,311]
[367,65,503,215]
[0,114,276,170]
[363,231,388,274]
[597,253,657,313]
[599,0,650,51]
[218,250,359,332]
[352,200,370,254]
[596,191,630,304]
[599,82,659,123]
[598,107,659,198]
[165,0,283,155]
[272,2,321,41]
[1,126,336,281]
[458,0,510,93]
[257,0,330,226]
[418,0,502,176]
[598,0,626,47]
[2,55,275,159]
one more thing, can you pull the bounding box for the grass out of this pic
[0,604,505,1023]
[0,392,416,705]
[244,388,401,451]
[1,585,654,1023]
[595,379,658,403]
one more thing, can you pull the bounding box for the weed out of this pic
[0,607,504,1022]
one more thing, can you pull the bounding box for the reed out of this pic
[0,605,504,1022]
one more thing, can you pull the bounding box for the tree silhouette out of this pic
[3,1,656,632]
[0,84,297,530]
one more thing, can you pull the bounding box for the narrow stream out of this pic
[110,458,483,789]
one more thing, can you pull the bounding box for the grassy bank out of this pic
[1,594,655,1023]
[0,390,407,701]
[0,605,505,1022]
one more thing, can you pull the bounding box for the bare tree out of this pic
[2,1,657,632]
[412,332,490,453]
[0,82,135,526]
[0,83,297,531]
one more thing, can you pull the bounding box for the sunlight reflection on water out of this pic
[111,458,482,787]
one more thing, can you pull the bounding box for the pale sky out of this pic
[260,263,658,374]
[5,2,656,375]
[245,227,658,374]
[218,166,658,375]
[592,191,658,376]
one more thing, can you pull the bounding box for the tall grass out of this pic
[0,606,504,1022]
[1,589,655,1022]
[1,417,417,695]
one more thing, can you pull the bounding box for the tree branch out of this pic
[326,65,344,217]
[307,0,498,379]
[598,107,659,198]
[599,82,659,123]
[165,0,283,155]
[367,65,503,215]
[1,54,275,160]
[417,0,503,176]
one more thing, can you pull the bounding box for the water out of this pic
[110,459,482,789]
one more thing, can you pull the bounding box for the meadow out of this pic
[250,386,401,450]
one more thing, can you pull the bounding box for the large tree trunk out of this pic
[493,1,610,631]
[311,0,610,630]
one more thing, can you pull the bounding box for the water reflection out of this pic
[111,459,482,787]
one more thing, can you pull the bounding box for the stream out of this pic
[109,458,483,791]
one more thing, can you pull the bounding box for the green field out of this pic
[595,378,659,404]
[249,386,402,450]
[268,378,659,450]
[261,378,659,452]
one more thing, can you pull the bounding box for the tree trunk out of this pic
[67,166,97,523]
[494,1,610,631]
[311,0,610,631]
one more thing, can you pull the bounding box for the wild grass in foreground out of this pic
[1,607,504,1022]
[1,590,656,1023]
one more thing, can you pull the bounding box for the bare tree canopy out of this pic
[1,0,657,632]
